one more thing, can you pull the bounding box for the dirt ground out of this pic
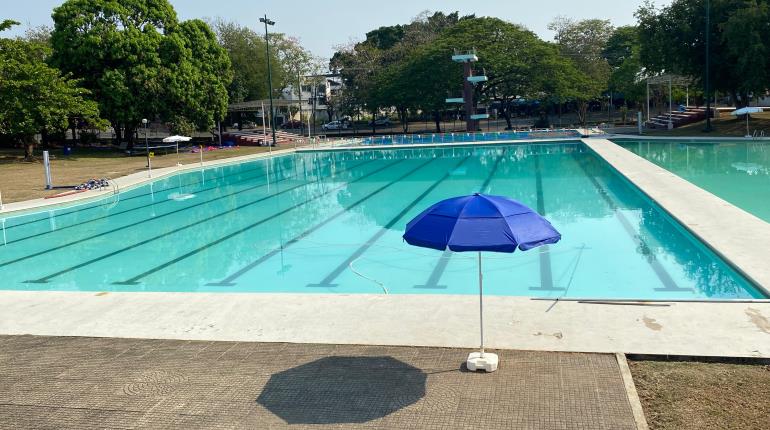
[629,360,770,430]
[0,145,273,203]
[647,111,770,137]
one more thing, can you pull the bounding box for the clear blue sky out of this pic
[4,0,671,60]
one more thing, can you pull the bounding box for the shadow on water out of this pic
[256,356,426,425]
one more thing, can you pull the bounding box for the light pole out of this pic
[260,15,277,148]
[142,118,149,171]
[704,0,713,132]
[297,70,304,136]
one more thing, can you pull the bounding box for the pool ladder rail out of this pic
[100,179,121,212]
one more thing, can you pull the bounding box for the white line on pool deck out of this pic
[0,291,767,358]
[583,138,770,294]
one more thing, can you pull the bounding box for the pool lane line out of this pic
[305,156,472,289]
[573,152,689,293]
[2,158,306,245]
[3,156,282,232]
[207,157,440,287]
[6,156,364,270]
[110,158,417,286]
[18,158,380,280]
[414,149,507,290]
[528,152,561,292]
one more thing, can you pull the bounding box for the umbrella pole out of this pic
[478,251,484,357]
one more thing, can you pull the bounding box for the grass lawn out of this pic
[630,360,770,430]
[0,145,274,204]
[646,111,770,137]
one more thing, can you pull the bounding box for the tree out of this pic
[637,0,770,107]
[212,19,283,103]
[330,11,467,133]
[50,0,231,147]
[0,21,104,159]
[269,33,317,123]
[402,17,577,131]
[0,20,20,32]
[549,18,614,125]
[161,19,231,132]
[603,26,646,108]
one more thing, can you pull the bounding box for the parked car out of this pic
[280,120,303,129]
[368,117,392,126]
[322,120,349,131]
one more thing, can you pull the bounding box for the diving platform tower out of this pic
[446,50,489,132]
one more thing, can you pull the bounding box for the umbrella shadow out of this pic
[256,356,426,425]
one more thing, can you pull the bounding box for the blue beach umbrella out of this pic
[403,193,561,372]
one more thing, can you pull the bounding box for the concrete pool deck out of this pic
[0,291,767,358]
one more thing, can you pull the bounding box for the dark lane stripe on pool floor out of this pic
[207,158,439,287]
[3,158,297,245]
[23,159,385,283]
[573,153,688,293]
[528,152,560,292]
[306,156,472,289]
[414,150,506,290]
[113,159,421,285]
[9,157,374,271]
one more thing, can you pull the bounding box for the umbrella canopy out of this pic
[731,107,763,116]
[730,107,764,137]
[162,135,192,143]
[403,193,561,372]
[403,193,561,252]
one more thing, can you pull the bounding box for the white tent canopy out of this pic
[162,135,192,143]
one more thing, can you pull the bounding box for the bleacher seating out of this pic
[645,107,712,129]
[220,130,303,147]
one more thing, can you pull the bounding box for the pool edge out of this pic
[583,138,770,297]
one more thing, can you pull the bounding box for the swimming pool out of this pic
[614,139,770,223]
[0,141,764,299]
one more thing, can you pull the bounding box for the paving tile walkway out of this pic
[0,336,637,429]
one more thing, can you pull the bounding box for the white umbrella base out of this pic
[466,352,498,372]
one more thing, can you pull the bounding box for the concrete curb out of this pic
[616,352,649,430]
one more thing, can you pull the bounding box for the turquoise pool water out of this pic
[356,130,581,146]
[615,139,770,223]
[0,142,764,299]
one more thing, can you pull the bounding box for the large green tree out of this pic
[549,18,614,125]
[50,0,231,146]
[212,19,283,103]
[408,17,577,131]
[603,26,646,108]
[331,11,466,132]
[162,19,231,133]
[1,21,104,159]
[637,0,770,107]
